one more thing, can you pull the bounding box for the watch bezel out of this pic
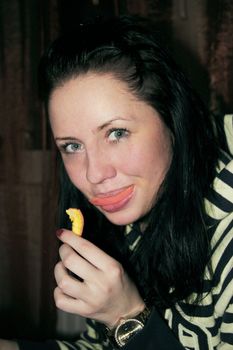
[105,306,151,348]
[114,318,144,347]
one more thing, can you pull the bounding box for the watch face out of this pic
[115,319,144,347]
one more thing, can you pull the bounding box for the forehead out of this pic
[50,72,136,103]
[48,73,142,123]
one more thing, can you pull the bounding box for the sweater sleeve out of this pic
[218,294,233,348]
[17,319,113,350]
[17,309,185,350]
[17,340,59,350]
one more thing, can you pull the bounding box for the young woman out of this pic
[2,15,233,350]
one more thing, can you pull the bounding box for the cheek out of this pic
[114,146,144,174]
[62,159,86,190]
[125,138,172,181]
[116,148,152,178]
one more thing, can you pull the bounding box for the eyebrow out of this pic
[96,117,131,132]
[55,136,78,141]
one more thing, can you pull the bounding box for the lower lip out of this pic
[98,190,134,213]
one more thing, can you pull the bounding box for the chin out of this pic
[102,209,142,226]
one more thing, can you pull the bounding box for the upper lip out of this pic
[93,186,131,198]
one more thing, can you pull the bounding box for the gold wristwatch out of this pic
[105,307,151,348]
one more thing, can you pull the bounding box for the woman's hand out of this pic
[0,340,19,350]
[54,229,145,328]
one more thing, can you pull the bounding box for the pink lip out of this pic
[90,185,134,206]
[100,194,133,213]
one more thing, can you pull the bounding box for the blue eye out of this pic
[108,128,129,142]
[61,142,84,154]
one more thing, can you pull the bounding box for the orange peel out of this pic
[66,208,84,236]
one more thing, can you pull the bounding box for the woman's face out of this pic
[49,73,173,226]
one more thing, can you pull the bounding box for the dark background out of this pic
[0,0,232,341]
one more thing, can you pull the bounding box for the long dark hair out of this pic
[39,15,221,308]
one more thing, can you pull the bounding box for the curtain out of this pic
[0,0,59,340]
[203,0,233,115]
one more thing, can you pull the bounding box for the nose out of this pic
[86,147,117,184]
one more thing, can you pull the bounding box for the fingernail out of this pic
[56,229,64,237]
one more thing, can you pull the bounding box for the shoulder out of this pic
[206,151,233,273]
[207,157,233,312]
[204,147,233,303]
[205,154,233,223]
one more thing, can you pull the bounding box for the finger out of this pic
[57,229,117,271]
[59,243,99,280]
[54,286,93,318]
[54,261,85,299]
